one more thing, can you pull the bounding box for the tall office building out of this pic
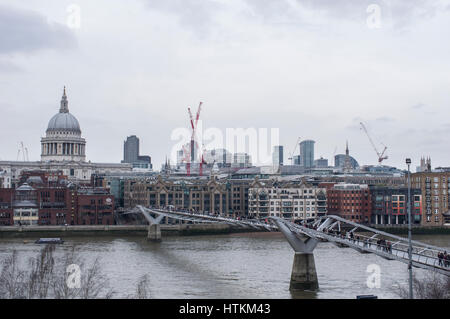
[272,146,284,166]
[123,135,139,163]
[300,140,315,168]
[122,135,152,170]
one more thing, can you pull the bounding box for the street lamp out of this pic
[406,158,413,299]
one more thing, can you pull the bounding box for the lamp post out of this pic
[406,158,413,299]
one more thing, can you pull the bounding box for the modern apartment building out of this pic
[369,186,422,225]
[248,180,327,220]
[272,146,284,166]
[300,140,315,168]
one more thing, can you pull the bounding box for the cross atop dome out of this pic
[60,86,69,113]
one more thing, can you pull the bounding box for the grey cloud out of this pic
[297,0,440,20]
[410,103,437,115]
[0,4,76,54]
[375,116,395,123]
[141,0,223,35]
[396,124,450,145]
[411,102,425,109]
[142,0,444,31]
[345,117,365,130]
[0,59,21,72]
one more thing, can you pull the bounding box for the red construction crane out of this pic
[360,122,388,164]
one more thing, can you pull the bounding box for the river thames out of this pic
[0,232,448,299]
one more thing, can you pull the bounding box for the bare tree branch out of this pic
[395,272,450,299]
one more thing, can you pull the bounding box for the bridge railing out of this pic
[342,233,449,269]
[143,206,277,231]
[293,221,450,271]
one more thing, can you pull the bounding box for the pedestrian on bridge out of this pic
[386,241,392,253]
[364,238,370,248]
[349,232,354,242]
[438,252,444,266]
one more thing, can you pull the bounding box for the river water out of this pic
[0,233,448,299]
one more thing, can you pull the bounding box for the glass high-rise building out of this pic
[300,140,315,168]
[272,145,284,166]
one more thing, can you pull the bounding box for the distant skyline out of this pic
[1,0,450,170]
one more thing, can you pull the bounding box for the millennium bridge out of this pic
[126,206,450,291]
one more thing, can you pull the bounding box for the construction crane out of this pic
[288,137,301,165]
[186,102,203,176]
[16,142,29,161]
[360,122,388,164]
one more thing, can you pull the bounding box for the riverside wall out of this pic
[0,223,261,238]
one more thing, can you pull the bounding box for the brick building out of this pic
[124,175,230,215]
[412,170,450,226]
[0,171,114,226]
[327,183,371,224]
[76,188,114,225]
[0,188,13,226]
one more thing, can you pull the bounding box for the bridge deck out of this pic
[130,207,449,276]
[281,218,450,276]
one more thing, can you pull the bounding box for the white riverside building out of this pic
[248,180,327,220]
[0,88,132,188]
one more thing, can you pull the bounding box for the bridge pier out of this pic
[270,217,320,291]
[147,224,161,242]
[290,253,319,291]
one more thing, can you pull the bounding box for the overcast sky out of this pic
[1,0,450,171]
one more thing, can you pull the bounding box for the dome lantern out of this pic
[46,87,81,133]
[60,86,69,113]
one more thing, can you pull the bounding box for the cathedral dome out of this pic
[41,87,86,162]
[47,112,81,133]
[46,87,81,133]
